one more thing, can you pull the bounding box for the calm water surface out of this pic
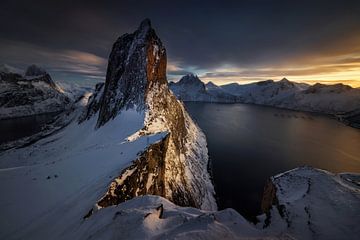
[0,113,58,144]
[185,102,360,221]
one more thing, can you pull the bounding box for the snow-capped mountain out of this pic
[0,65,72,119]
[0,19,215,239]
[169,74,237,102]
[221,79,360,114]
[81,19,216,210]
[222,78,308,104]
[171,76,360,127]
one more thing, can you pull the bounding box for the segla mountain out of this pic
[81,19,216,211]
[0,19,215,239]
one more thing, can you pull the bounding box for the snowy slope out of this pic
[0,108,168,239]
[0,65,72,119]
[69,166,360,240]
[261,167,360,240]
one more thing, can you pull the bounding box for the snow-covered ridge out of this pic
[3,166,355,239]
[0,65,72,119]
[260,166,360,240]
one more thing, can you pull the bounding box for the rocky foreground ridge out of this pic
[74,167,360,240]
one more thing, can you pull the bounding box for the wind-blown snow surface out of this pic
[2,144,358,240]
[261,167,360,240]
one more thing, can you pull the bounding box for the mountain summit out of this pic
[96,18,167,127]
[81,19,216,211]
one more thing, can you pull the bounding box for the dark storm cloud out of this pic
[1,0,360,84]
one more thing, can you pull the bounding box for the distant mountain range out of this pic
[0,64,72,119]
[169,74,360,128]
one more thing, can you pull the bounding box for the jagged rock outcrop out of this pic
[83,19,216,211]
[0,65,71,119]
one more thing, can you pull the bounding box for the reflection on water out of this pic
[0,113,58,144]
[185,102,360,221]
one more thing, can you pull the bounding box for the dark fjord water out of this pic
[185,102,360,221]
[0,113,58,144]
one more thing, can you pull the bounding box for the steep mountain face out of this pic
[0,65,71,119]
[83,19,216,211]
[169,74,237,102]
[96,19,167,126]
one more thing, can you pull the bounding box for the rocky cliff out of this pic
[82,19,216,211]
[0,65,71,119]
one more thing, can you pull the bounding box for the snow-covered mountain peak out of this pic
[305,82,353,94]
[0,63,23,75]
[178,73,203,86]
[80,19,216,211]
[205,81,218,88]
[0,66,71,120]
[138,18,151,32]
[92,18,167,127]
[256,79,274,85]
[25,64,47,77]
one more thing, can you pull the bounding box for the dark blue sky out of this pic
[1,0,360,86]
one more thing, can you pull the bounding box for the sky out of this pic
[1,0,360,87]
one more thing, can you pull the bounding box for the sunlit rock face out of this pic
[83,19,216,211]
